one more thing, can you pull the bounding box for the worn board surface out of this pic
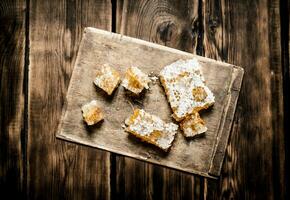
[56,27,243,178]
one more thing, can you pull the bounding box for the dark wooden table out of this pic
[0,0,289,199]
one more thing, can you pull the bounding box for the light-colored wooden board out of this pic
[56,27,244,178]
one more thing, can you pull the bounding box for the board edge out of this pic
[208,66,244,176]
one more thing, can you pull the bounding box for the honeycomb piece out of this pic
[121,67,151,95]
[125,109,178,151]
[180,112,207,137]
[81,100,104,125]
[94,65,121,95]
[159,58,215,121]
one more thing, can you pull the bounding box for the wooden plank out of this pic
[27,0,111,199]
[117,0,201,54]
[280,0,289,198]
[114,1,208,199]
[202,0,285,199]
[0,0,26,198]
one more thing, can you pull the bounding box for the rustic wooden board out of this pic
[57,27,243,178]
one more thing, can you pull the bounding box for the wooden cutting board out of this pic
[56,27,244,178]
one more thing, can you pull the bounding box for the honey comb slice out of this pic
[125,109,178,151]
[180,112,207,137]
[159,58,215,121]
[121,67,151,95]
[94,65,121,95]
[81,100,104,125]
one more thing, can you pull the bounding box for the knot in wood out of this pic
[157,21,176,43]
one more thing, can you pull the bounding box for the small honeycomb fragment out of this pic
[94,65,121,95]
[81,100,104,125]
[180,112,207,137]
[121,67,151,95]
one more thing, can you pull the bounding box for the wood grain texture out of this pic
[0,0,286,199]
[202,0,285,199]
[117,0,201,54]
[28,0,111,199]
[115,1,205,199]
[0,0,26,198]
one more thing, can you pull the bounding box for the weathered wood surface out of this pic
[57,27,243,179]
[0,0,26,198]
[0,0,288,199]
[28,0,111,199]
[202,0,285,199]
[114,0,287,199]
